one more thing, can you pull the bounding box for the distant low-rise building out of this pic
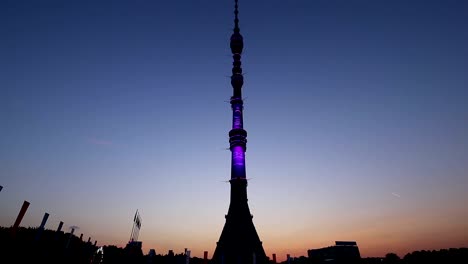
[308,241,361,264]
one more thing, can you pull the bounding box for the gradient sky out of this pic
[1,0,468,261]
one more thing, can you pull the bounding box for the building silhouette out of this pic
[212,1,267,264]
[125,210,144,260]
[308,241,361,264]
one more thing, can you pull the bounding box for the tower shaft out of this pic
[212,1,267,264]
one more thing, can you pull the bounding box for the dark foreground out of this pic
[1,227,467,264]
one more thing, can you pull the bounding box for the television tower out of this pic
[212,1,267,264]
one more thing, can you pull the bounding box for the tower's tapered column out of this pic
[212,1,266,264]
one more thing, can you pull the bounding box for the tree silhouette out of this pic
[383,253,400,264]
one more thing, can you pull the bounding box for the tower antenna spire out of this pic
[234,0,240,32]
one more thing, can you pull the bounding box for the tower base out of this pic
[212,179,267,264]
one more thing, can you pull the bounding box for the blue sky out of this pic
[1,0,468,260]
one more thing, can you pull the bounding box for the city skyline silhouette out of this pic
[1,0,468,261]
